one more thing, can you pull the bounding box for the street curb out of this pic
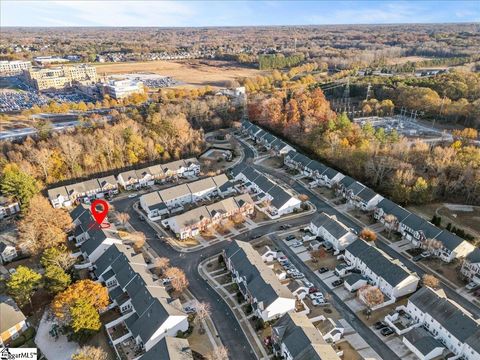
[198,257,266,360]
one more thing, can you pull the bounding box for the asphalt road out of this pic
[110,137,478,359]
[252,160,480,319]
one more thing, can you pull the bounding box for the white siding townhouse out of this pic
[230,165,301,218]
[139,336,193,360]
[163,194,254,239]
[404,287,480,360]
[0,197,20,219]
[271,312,341,360]
[48,176,119,208]
[224,240,296,322]
[183,158,201,177]
[0,295,29,346]
[284,151,312,173]
[319,167,344,188]
[461,248,480,281]
[0,241,17,264]
[93,244,188,357]
[140,173,235,219]
[343,239,420,300]
[309,212,357,251]
[375,198,476,263]
[350,187,384,211]
[139,191,169,219]
[158,184,192,210]
[69,204,122,263]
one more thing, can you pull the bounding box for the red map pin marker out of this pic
[91,199,109,225]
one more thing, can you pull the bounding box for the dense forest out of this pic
[248,88,480,205]
[353,71,480,127]
[0,94,241,210]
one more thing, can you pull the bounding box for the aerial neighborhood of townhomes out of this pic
[1,1,479,360]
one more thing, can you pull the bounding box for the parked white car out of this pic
[309,292,324,300]
[312,298,327,306]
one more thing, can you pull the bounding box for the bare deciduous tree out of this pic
[422,274,440,289]
[309,248,326,263]
[129,231,146,250]
[153,257,170,275]
[164,267,189,294]
[194,301,211,334]
[116,212,130,226]
[358,285,384,311]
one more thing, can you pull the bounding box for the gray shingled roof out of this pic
[344,273,366,286]
[322,167,339,180]
[254,175,275,193]
[0,295,26,333]
[272,312,338,360]
[230,163,247,178]
[433,230,465,251]
[48,186,68,200]
[466,248,480,263]
[70,203,89,221]
[409,287,480,348]
[346,181,365,195]
[339,176,355,188]
[140,337,193,360]
[311,213,349,239]
[356,187,378,202]
[268,186,293,210]
[345,239,414,287]
[404,327,444,356]
[292,153,311,167]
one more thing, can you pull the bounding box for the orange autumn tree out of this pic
[52,279,109,321]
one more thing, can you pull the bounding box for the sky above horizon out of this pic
[1,1,479,27]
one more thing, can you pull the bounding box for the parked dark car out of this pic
[318,267,329,273]
[349,268,361,274]
[309,287,319,294]
[412,255,423,262]
[380,327,394,336]
[280,224,292,230]
[332,279,344,287]
[285,235,296,241]
[251,234,261,240]
[374,321,388,330]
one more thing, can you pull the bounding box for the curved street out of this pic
[112,137,479,360]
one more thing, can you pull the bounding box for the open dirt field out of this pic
[95,59,265,88]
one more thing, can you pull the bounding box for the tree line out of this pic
[248,88,480,205]
[258,53,305,70]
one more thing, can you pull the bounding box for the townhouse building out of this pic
[350,187,383,211]
[231,165,301,218]
[0,242,17,264]
[93,244,188,357]
[0,296,28,346]
[0,197,20,219]
[47,176,118,208]
[374,199,476,263]
[271,312,341,360]
[309,212,357,252]
[69,204,122,263]
[402,327,446,360]
[344,239,419,300]
[224,240,295,322]
[139,336,193,360]
[461,249,480,281]
[405,287,480,360]
[140,173,235,219]
[163,194,254,239]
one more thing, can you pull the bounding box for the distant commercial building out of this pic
[25,64,98,91]
[0,60,31,76]
[100,79,144,100]
[33,56,69,65]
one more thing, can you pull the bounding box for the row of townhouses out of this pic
[0,196,20,220]
[341,239,420,301]
[241,120,478,281]
[241,120,295,155]
[47,158,201,208]
[94,244,190,359]
[224,240,296,321]
[271,312,341,360]
[68,204,192,360]
[140,173,234,219]
[309,212,357,252]
[162,194,254,239]
[386,287,480,360]
[375,198,479,280]
[230,164,302,218]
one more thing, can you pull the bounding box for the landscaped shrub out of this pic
[243,304,252,314]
